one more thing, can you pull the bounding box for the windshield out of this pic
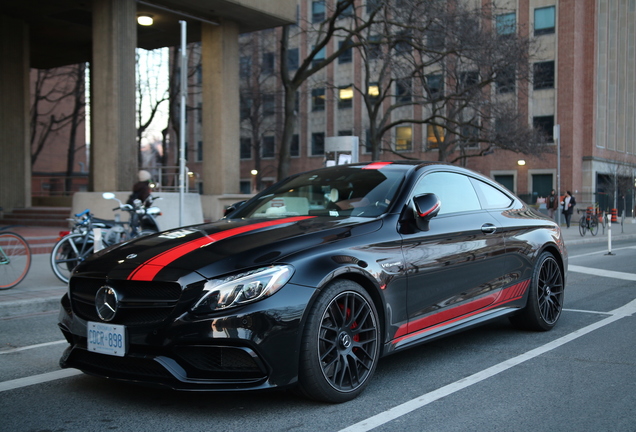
[231,165,405,219]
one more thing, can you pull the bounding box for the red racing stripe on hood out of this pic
[127,216,314,281]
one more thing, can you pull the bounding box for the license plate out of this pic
[87,322,126,357]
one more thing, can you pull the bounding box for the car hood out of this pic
[77,216,382,283]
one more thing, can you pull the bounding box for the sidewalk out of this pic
[2,219,636,319]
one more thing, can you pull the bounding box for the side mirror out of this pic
[102,192,116,200]
[224,200,247,217]
[412,193,441,231]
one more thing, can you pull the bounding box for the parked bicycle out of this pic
[578,207,599,236]
[0,228,32,290]
[50,193,161,283]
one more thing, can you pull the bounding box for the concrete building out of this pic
[1,0,295,220]
[210,0,635,217]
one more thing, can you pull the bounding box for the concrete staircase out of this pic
[0,207,71,228]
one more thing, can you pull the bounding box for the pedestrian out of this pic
[561,190,576,228]
[547,188,559,219]
[127,170,152,206]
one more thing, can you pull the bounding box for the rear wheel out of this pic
[510,252,564,331]
[298,280,380,403]
[50,233,94,284]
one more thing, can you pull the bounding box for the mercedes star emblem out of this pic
[95,286,119,322]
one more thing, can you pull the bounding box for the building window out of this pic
[461,124,480,148]
[395,126,412,151]
[240,56,251,78]
[338,40,353,64]
[364,129,373,153]
[262,52,275,75]
[291,134,300,157]
[427,124,445,149]
[263,94,275,116]
[368,83,380,102]
[496,12,516,37]
[287,48,299,70]
[262,136,275,158]
[460,71,479,90]
[196,140,203,162]
[240,97,252,120]
[534,6,555,36]
[426,23,444,50]
[312,88,326,111]
[394,31,412,55]
[240,138,251,159]
[496,67,516,94]
[367,34,382,60]
[533,115,555,142]
[425,74,444,98]
[338,85,353,109]
[338,0,354,17]
[312,1,326,23]
[312,46,326,67]
[367,0,382,14]
[396,79,411,103]
[311,132,325,155]
[533,61,555,90]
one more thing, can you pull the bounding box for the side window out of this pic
[412,172,480,215]
[470,178,513,209]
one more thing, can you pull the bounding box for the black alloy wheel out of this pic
[510,252,564,331]
[299,280,380,403]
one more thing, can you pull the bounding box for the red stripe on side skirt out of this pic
[392,279,530,341]
[362,162,392,170]
[127,216,314,281]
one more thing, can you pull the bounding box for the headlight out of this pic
[191,265,294,313]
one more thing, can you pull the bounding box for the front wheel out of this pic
[50,233,94,284]
[589,218,599,236]
[510,252,564,331]
[0,232,32,290]
[578,216,586,236]
[298,280,380,403]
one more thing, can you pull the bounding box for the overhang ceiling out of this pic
[2,0,295,69]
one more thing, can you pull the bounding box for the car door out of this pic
[398,171,509,342]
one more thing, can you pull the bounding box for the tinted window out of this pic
[470,178,513,209]
[232,166,405,219]
[413,172,480,215]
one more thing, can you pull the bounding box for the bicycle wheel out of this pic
[578,216,586,236]
[50,233,94,284]
[589,217,599,236]
[0,232,32,290]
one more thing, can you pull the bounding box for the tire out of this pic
[298,280,380,403]
[578,216,586,236]
[0,232,32,290]
[50,233,94,284]
[589,218,599,236]
[510,252,564,331]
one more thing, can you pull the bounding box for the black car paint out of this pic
[58,162,567,393]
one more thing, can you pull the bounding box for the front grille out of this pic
[70,349,174,380]
[69,276,183,326]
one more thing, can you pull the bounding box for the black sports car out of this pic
[58,161,567,403]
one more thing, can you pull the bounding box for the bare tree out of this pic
[136,48,169,155]
[239,32,281,190]
[30,64,86,171]
[353,0,547,164]
[278,0,380,180]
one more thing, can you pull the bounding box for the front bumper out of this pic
[58,282,316,391]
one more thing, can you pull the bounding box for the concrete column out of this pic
[0,15,30,209]
[90,0,137,192]
[201,21,240,195]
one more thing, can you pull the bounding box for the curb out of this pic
[0,297,61,319]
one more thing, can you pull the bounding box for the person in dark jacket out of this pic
[562,190,576,228]
[547,189,559,219]
[128,170,152,205]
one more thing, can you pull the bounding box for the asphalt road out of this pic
[1,240,635,432]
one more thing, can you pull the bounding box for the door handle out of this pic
[481,223,497,234]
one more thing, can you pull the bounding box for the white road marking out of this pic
[0,369,83,393]
[340,299,636,432]
[569,245,636,259]
[568,265,636,281]
[0,340,66,354]
[563,308,613,315]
